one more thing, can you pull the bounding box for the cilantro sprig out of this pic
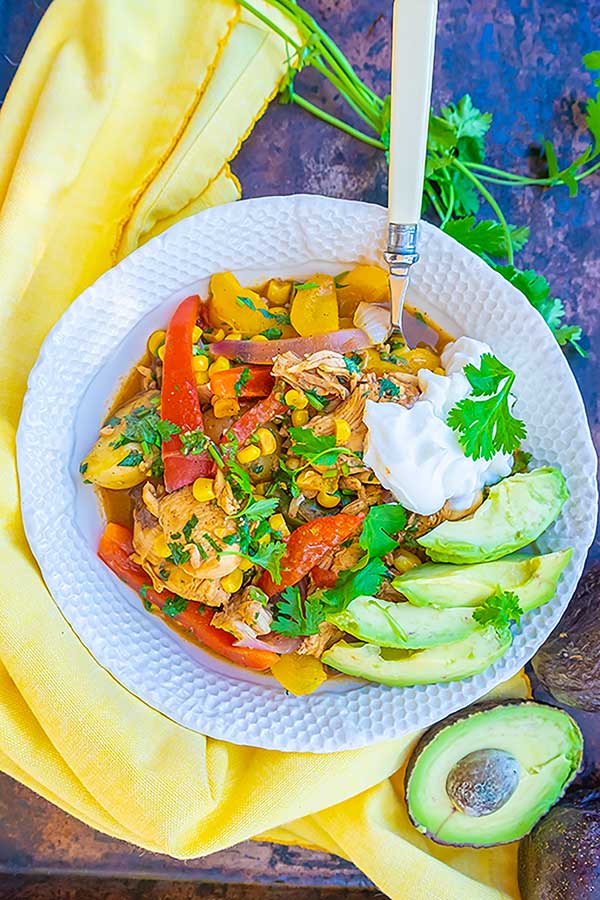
[447,353,527,460]
[473,589,523,637]
[359,504,407,558]
[272,585,327,637]
[288,426,357,467]
[238,0,595,353]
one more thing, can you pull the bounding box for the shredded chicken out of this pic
[142,482,161,518]
[370,371,420,406]
[310,376,377,451]
[329,539,364,576]
[214,467,240,516]
[298,621,343,657]
[406,491,484,538]
[211,588,274,642]
[272,350,360,401]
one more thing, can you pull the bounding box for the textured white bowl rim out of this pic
[17,194,598,753]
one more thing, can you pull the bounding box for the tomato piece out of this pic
[210,365,274,399]
[259,513,365,597]
[229,388,286,447]
[310,566,338,588]
[98,523,277,671]
[161,295,214,491]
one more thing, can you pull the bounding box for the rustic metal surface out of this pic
[0,0,599,895]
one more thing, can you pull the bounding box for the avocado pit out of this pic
[446,748,520,817]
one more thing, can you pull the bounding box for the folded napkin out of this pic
[0,2,523,897]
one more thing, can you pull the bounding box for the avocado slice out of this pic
[418,468,569,563]
[321,625,511,686]
[327,595,479,649]
[405,701,583,847]
[393,549,572,611]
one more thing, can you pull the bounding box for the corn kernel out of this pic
[195,370,210,386]
[393,549,421,574]
[192,354,209,372]
[238,557,254,572]
[257,532,271,545]
[225,331,242,341]
[192,325,203,343]
[212,398,240,418]
[148,330,166,357]
[291,409,309,427]
[208,356,231,376]
[214,526,228,538]
[221,568,244,594]
[285,388,308,409]
[334,418,351,446]
[250,334,269,342]
[237,444,261,464]
[157,343,166,361]
[152,534,171,558]
[269,513,290,536]
[192,477,216,503]
[256,427,277,455]
[316,491,341,509]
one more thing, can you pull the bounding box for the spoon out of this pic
[385,0,438,343]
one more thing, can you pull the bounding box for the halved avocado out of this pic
[393,549,572,611]
[418,468,569,563]
[321,625,511,686]
[405,701,583,847]
[327,595,479,649]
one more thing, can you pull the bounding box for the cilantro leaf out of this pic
[246,539,287,581]
[272,585,326,637]
[234,367,252,396]
[117,450,143,467]
[110,406,179,454]
[443,217,529,258]
[180,429,208,455]
[233,497,280,521]
[378,377,401,400]
[304,388,327,410]
[288,427,352,466]
[323,557,388,614]
[359,504,407,558]
[139,584,151,600]
[262,327,283,340]
[447,353,527,460]
[162,595,188,618]
[294,281,319,291]
[343,353,362,375]
[473,589,522,637]
[439,94,492,164]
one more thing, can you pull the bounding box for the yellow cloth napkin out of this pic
[0,3,523,897]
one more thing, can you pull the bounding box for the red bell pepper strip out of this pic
[310,566,339,588]
[259,513,365,597]
[161,295,214,492]
[229,388,287,447]
[98,523,278,671]
[210,365,274,400]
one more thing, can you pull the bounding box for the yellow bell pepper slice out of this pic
[271,653,327,695]
[208,271,271,335]
[337,264,390,317]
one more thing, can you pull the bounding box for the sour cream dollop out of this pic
[363,337,513,515]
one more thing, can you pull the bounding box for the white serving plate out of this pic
[17,195,597,752]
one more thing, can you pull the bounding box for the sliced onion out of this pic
[209,329,373,364]
[353,302,390,344]
[234,633,301,654]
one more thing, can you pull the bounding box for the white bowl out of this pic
[17,195,598,752]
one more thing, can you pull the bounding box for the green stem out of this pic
[237,0,302,50]
[425,184,445,221]
[440,178,455,227]
[576,157,600,180]
[452,159,515,264]
[291,93,386,148]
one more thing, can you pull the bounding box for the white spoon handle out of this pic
[388,0,438,225]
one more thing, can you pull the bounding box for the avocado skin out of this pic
[518,787,600,900]
[404,700,583,848]
[533,565,600,711]
[418,467,569,564]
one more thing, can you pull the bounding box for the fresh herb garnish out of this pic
[117,450,144,467]
[162,595,188,618]
[294,280,319,291]
[238,0,595,352]
[110,406,179,455]
[104,415,121,428]
[288,426,354,466]
[237,294,257,309]
[248,585,269,605]
[166,542,190,566]
[140,584,151,600]
[234,367,252,396]
[447,353,527,460]
[150,456,164,478]
[323,557,388,614]
[243,539,287,581]
[79,461,88,475]
[303,388,327,410]
[262,327,283,340]
[473,589,523,637]
[272,584,326,636]
[182,515,198,542]
[512,449,532,475]
[158,566,170,581]
[359,504,407,558]
[180,429,208,456]
[378,377,401,400]
[143,599,153,612]
[343,353,362,375]
[232,497,279,521]
[334,271,350,289]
